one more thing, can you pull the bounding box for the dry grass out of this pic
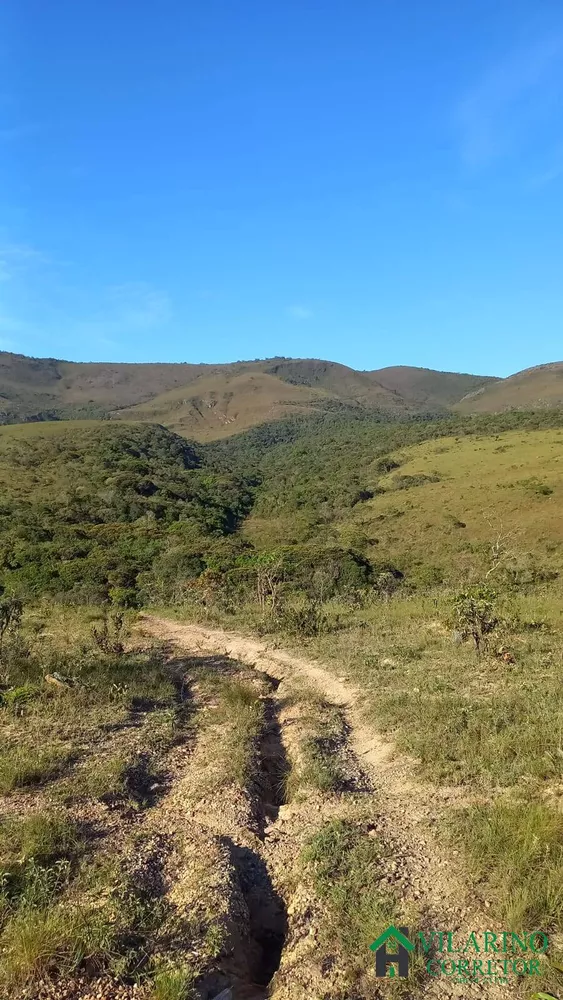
[0,745,73,794]
[456,361,563,413]
[192,673,265,791]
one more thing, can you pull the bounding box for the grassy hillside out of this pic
[1,350,501,437]
[456,361,563,413]
[241,423,563,589]
[3,410,563,608]
[2,410,563,995]
[0,351,211,422]
[115,369,346,440]
[372,365,498,408]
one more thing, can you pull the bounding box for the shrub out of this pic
[373,456,401,474]
[92,612,125,655]
[452,585,500,654]
[0,684,41,714]
[391,473,440,490]
[0,597,23,662]
[275,601,332,637]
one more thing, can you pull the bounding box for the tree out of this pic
[452,585,499,655]
[255,553,285,612]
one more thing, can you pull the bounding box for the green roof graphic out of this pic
[370,926,414,952]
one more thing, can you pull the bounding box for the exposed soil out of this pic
[140,615,523,1000]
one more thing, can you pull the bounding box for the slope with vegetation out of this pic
[456,361,563,413]
[0,350,498,436]
[0,421,253,607]
[1,401,563,997]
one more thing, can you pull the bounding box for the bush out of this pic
[92,612,125,655]
[0,597,23,662]
[452,585,500,654]
[0,685,41,714]
[275,601,332,637]
[390,473,440,490]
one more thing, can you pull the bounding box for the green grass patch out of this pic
[303,819,395,972]
[150,964,197,1000]
[69,753,129,801]
[452,800,563,930]
[0,901,114,991]
[0,810,81,867]
[199,676,264,789]
[0,744,72,794]
[299,734,345,793]
[286,691,347,797]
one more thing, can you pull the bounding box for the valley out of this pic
[0,358,562,998]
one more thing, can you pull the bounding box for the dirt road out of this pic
[141,615,519,999]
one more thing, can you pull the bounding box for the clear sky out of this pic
[1,1,563,376]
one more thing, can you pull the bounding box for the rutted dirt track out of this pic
[141,616,518,1000]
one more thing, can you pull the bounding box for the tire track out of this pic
[141,615,521,1000]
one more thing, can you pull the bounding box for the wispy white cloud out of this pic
[0,219,180,364]
[0,237,173,357]
[287,304,313,320]
[456,31,563,167]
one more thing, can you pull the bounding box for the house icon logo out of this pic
[370,925,414,978]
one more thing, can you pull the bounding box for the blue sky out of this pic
[1,0,563,376]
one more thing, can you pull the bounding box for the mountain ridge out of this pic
[1,349,561,440]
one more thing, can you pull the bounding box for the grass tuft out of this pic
[0,745,71,794]
[303,818,395,969]
[0,810,80,867]
[0,902,114,990]
[151,965,196,1000]
[452,800,563,929]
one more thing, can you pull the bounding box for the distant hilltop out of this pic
[1,350,562,440]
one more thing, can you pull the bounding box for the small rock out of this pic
[45,673,71,689]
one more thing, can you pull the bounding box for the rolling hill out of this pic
[372,365,498,408]
[455,362,563,413]
[240,420,563,589]
[0,351,498,438]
